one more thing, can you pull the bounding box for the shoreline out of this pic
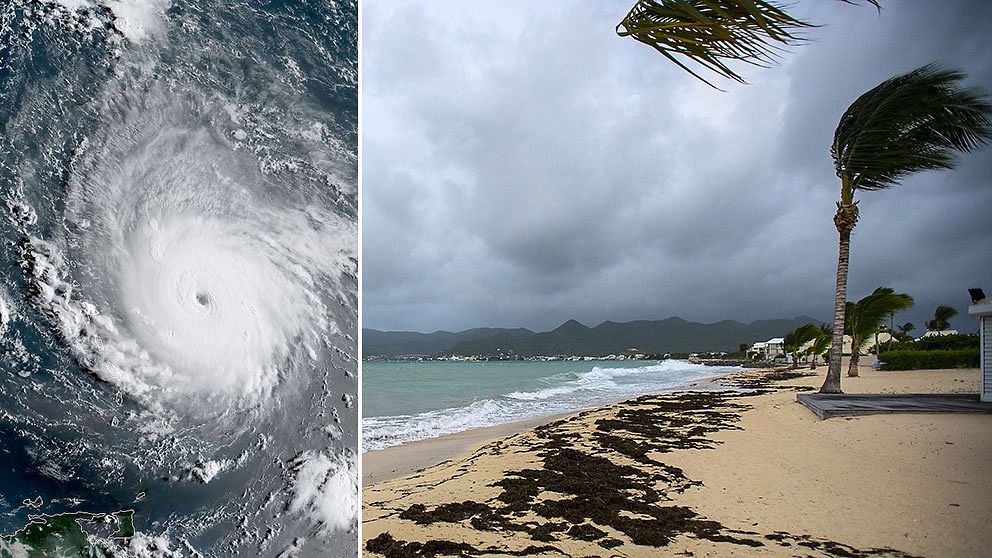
[363,364,991,557]
[362,366,743,485]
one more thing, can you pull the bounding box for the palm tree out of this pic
[898,322,915,340]
[782,323,826,369]
[925,305,959,334]
[820,65,992,393]
[783,329,800,369]
[843,288,913,377]
[616,0,879,88]
[804,329,831,370]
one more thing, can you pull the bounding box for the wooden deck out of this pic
[796,393,992,420]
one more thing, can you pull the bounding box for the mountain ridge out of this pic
[364,315,822,358]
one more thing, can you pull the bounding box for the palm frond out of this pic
[616,0,813,88]
[792,323,824,346]
[846,287,914,339]
[930,305,959,330]
[832,64,992,191]
[617,0,882,88]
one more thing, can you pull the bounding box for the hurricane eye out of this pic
[195,291,210,306]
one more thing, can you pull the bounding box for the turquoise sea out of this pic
[362,359,739,451]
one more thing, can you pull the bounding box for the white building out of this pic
[920,329,960,338]
[968,294,992,402]
[764,338,785,360]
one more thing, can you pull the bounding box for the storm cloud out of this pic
[362,0,992,334]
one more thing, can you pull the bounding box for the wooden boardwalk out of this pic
[796,393,992,420]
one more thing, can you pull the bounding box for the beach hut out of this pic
[968,289,992,402]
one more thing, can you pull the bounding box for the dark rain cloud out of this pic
[363,0,992,334]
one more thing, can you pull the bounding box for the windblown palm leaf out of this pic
[806,332,830,358]
[617,0,880,87]
[832,65,992,191]
[927,305,959,331]
[616,0,811,87]
[846,288,914,340]
[792,323,824,347]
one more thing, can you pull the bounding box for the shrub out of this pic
[877,349,979,370]
[878,333,979,353]
[913,333,979,351]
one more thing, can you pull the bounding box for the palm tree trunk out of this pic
[847,343,860,377]
[822,228,851,393]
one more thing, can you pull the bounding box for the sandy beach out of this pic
[363,363,991,557]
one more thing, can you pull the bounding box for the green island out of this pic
[0,509,135,558]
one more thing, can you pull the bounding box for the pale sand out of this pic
[363,364,991,557]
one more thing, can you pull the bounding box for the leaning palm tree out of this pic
[820,65,992,393]
[782,329,801,368]
[843,288,913,377]
[616,0,879,88]
[783,323,823,369]
[805,329,831,370]
[925,305,959,334]
[791,322,825,368]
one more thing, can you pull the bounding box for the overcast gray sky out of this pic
[362,0,992,334]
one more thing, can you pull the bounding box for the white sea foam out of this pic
[364,360,735,451]
[289,450,358,534]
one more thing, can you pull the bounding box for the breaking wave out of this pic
[363,360,735,451]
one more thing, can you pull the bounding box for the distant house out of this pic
[968,294,992,402]
[747,342,767,360]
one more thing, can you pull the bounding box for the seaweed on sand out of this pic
[367,371,920,558]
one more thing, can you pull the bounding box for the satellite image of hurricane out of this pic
[0,0,357,556]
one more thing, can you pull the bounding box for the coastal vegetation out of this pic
[783,323,829,370]
[820,65,992,392]
[843,288,913,377]
[877,349,979,371]
[769,293,980,372]
[925,304,959,334]
[883,332,979,353]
